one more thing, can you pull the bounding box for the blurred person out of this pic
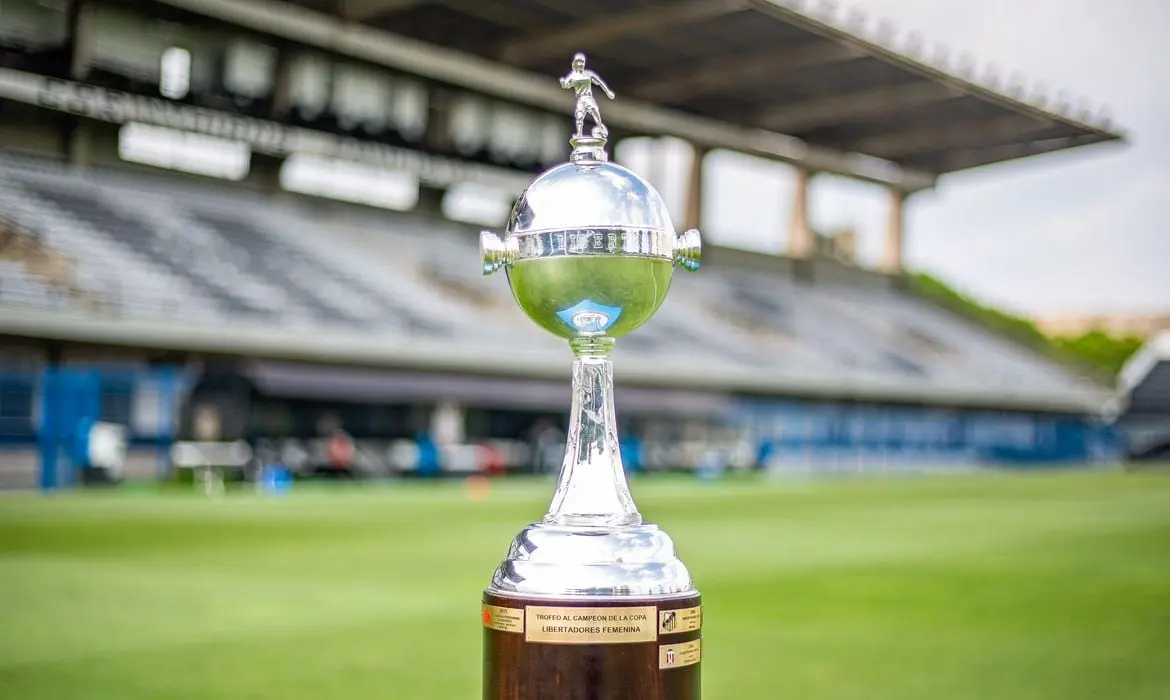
[416,430,440,477]
[478,441,505,477]
[315,412,356,478]
[755,439,775,471]
[432,402,465,446]
[318,426,353,479]
[326,428,355,473]
[192,404,222,443]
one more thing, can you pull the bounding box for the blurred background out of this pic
[0,0,1167,698]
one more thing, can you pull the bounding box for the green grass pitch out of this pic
[1,470,1168,699]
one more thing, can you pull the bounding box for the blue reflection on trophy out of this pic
[556,299,623,334]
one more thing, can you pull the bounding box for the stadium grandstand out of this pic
[0,0,1130,490]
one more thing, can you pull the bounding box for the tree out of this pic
[1052,331,1144,378]
[907,273,1142,379]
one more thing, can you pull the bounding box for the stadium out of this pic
[0,0,1147,485]
[0,1,1168,698]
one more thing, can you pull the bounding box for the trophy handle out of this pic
[481,230,517,276]
[673,229,702,271]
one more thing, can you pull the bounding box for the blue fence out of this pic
[0,365,1124,490]
[0,365,184,489]
[732,398,1124,469]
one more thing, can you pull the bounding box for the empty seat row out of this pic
[0,153,1102,405]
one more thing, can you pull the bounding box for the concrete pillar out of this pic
[880,189,906,275]
[415,91,454,217]
[423,88,454,154]
[65,122,93,169]
[683,144,706,231]
[247,153,286,194]
[787,168,813,259]
[415,184,446,217]
[269,46,294,120]
[68,1,97,80]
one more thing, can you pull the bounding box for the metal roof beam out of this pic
[438,0,538,29]
[336,0,426,21]
[928,133,1111,172]
[942,128,1080,155]
[631,41,860,102]
[143,0,939,190]
[854,115,1050,159]
[760,81,963,132]
[498,0,752,66]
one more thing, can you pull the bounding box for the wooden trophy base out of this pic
[483,591,702,700]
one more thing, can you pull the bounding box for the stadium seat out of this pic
[0,152,1103,406]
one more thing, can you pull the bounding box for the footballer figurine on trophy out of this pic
[479,54,703,700]
[560,52,615,140]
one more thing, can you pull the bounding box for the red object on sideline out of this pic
[327,433,354,469]
[479,442,505,477]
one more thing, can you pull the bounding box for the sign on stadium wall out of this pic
[0,68,532,192]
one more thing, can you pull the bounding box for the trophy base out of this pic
[483,591,702,700]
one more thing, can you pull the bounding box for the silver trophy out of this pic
[481,54,703,700]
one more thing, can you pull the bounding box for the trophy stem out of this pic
[543,340,641,527]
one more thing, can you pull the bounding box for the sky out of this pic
[109,0,1167,319]
[629,0,1170,318]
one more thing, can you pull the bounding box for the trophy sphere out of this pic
[509,160,672,235]
[481,160,700,341]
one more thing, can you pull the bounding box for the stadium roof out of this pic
[1119,332,1170,415]
[158,0,1125,190]
[239,360,732,416]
